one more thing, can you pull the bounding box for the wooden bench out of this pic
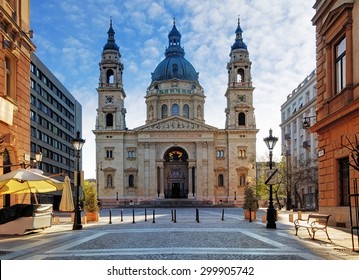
[294,213,331,241]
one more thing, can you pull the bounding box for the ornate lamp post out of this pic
[263,128,278,229]
[71,131,85,230]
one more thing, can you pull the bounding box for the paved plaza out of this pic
[0,208,358,260]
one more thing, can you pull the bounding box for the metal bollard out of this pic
[196,208,199,223]
[173,209,177,223]
[121,209,123,222]
[133,209,135,223]
[171,209,174,221]
[145,208,147,222]
[109,209,112,224]
[222,209,224,221]
[152,209,155,223]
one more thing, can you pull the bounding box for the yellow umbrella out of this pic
[59,176,74,212]
[0,169,64,195]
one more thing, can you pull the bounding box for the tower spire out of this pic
[231,16,247,50]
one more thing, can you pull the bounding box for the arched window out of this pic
[197,105,202,118]
[240,175,246,186]
[106,69,114,84]
[161,104,168,118]
[237,68,244,83]
[171,103,179,116]
[106,113,113,127]
[218,174,224,187]
[129,175,134,187]
[238,112,246,125]
[183,104,189,118]
[148,105,154,119]
[107,174,113,188]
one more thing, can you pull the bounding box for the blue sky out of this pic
[30,0,316,179]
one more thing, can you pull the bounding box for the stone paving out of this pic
[0,208,358,260]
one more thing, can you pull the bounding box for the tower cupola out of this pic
[103,19,119,51]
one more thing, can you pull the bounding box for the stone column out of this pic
[160,165,164,198]
[188,166,193,198]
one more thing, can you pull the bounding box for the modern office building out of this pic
[311,0,359,228]
[0,0,35,207]
[280,70,318,210]
[30,53,82,208]
[94,19,258,207]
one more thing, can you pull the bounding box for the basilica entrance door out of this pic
[163,147,188,199]
[172,183,181,198]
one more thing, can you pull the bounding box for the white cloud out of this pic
[31,0,316,178]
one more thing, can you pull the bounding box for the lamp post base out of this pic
[266,208,276,229]
[73,224,83,230]
[72,208,83,230]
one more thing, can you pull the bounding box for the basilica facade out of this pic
[93,19,258,206]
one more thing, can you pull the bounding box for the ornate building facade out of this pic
[94,19,258,206]
[0,0,35,207]
[312,0,359,228]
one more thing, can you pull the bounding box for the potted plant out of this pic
[243,185,258,220]
[82,181,99,222]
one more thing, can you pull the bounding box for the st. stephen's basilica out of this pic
[93,18,258,206]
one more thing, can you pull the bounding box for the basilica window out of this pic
[240,175,246,186]
[105,148,114,160]
[106,174,113,188]
[239,149,246,158]
[127,150,136,159]
[183,104,189,118]
[129,175,135,187]
[237,68,244,83]
[218,174,224,187]
[106,113,114,127]
[238,112,246,125]
[161,104,168,118]
[216,149,225,159]
[106,69,114,85]
[171,103,179,116]
[197,105,202,118]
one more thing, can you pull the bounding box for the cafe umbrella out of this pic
[59,176,74,212]
[0,169,65,203]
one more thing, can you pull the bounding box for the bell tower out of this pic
[96,19,126,131]
[225,18,256,130]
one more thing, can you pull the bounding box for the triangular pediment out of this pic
[134,116,218,132]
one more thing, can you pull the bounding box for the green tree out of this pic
[82,180,99,213]
[243,185,258,211]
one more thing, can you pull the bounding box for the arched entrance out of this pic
[164,147,188,198]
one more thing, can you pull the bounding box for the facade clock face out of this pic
[237,95,246,102]
[105,95,114,104]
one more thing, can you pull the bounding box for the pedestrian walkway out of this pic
[0,208,358,260]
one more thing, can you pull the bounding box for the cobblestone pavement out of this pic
[0,208,358,260]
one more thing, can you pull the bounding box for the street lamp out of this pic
[71,131,85,230]
[263,128,278,229]
[35,150,43,169]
